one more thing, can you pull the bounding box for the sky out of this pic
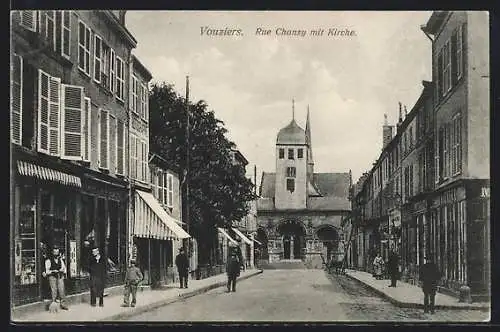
[125,11,433,187]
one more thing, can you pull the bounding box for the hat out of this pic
[52,244,60,249]
[130,259,136,264]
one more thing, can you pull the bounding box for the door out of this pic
[283,236,291,259]
[293,236,301,259]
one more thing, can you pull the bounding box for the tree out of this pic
[149,82,256,264]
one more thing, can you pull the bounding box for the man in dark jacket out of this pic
[89,246,106,307]
[175,248,189,289]
[419,255,441,314]
[226,242,244,293]
[387,250,399,287]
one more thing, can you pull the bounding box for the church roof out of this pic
[258,171,351,211]
[276,120,306,145]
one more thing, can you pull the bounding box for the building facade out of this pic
[11,10,136,305]
[257,108,352,268]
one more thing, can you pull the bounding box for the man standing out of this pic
[43,245,69,310]
[387,250,399,287]
[226,242,244,293]
[89,246,106,307]
[419,255,441,314]
[122,259,143,307]
[175,248,189,289]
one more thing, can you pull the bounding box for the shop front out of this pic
[12,158,82,306]
[131,190,190,288]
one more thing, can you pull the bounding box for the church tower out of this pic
[305,105,314,176]
[275,100,308,210]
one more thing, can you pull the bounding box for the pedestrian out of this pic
[387,250,399,287]
[419,255,441,314]
[89,246,106,307]
[121,259,143,307]
[43,245,69,311]
[226,242,244,293]
[175,248,189,289]
[373,252,384,280]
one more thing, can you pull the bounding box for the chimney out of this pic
[404,105,408,117]
[396,102,403,130]
[382,113,393,150]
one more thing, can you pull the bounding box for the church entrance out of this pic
[316,226,340,262]
[278,220,305,260]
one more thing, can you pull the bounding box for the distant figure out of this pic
[227,242,244,292]
[121,259,143,307]
[387,250,399,287]
[44,245,69,311]
[373,253,384,280]
[89,246,106,307]
[175,248,189,289]
[419,255,441,314]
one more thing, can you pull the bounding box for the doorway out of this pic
[283,235,291,259]
[278,220,306,260]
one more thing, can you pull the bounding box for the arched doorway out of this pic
[316,226,340,262]
[278,220,306,260]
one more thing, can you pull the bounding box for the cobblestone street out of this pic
[126,270,489,322]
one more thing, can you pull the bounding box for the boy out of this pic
[121,259,143,307]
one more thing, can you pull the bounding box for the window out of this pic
[109,115,117,171]
[98,109,110,169]
[116,57,125,101]
[142,140,148,182]
[297,148,303,159]
[279,148,284,159]
[442,41,452,95]
[101,44,110,89]
[78,21,91,76]
[167,173,174,208]
[286,179,295,193]
[130,135,137,179]
[11,54,23,145]
[288,148,294,160]
[110,49,116,92]
[131,76,139,114]
[141,83,148,120]
[286,167,296,178]
[60,11,71,58]
[116,120,125,175]
[20,10,38,32]
[454,115,462,174]
[457,24,464,80]
[38,70,62,156]
[93,35,102,83]
[409,127,413,149]
[43,11,56,51]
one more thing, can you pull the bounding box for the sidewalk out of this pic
[12,269,263,322]
[344,269,490,311]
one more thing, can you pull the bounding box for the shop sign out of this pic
[69,240,77,277]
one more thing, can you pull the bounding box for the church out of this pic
[256,104,352,268]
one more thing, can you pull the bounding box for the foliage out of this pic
[149,83,256,261]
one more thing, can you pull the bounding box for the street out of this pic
[126,270,488,322]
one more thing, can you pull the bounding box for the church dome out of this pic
[276,119,306,145]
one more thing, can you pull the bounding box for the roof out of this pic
[132,55,153,82]
[276,120,306,145]
[422,11,449,35]
[258,171,351,211]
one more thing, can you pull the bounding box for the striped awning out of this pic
[218,228,238,245]
[231,227,252,245]
[134,190,191,241]
[17,161,81,187]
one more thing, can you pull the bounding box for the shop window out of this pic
[107,200,120,273]
[80,195,95,276]
[16,185,37,285]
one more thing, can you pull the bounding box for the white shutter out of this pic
[61,84,84,160]
[20,10,37,32]
[144,84,149,122]
[44,11,56,51]
[37,70,50,154]
[94,35,102,83]
[11,54,23,145]
[48,76,61,156]
[61,11,71,58]
[167,173,174,207]
[110,115,116,172]
[110,49,116,93]
[82,97,91,162]
[130,134,136,179]
[99,109,109,169]
[116,120,124,175]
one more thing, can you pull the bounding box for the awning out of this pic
[231,228,252,245]
[218,228,238,245]
[135,190,191,240]
[17,161,81,187]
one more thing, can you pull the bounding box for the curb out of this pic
[99,270,264,321]
[342,272,489,311]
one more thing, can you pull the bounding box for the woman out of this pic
[373,252,384,280]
